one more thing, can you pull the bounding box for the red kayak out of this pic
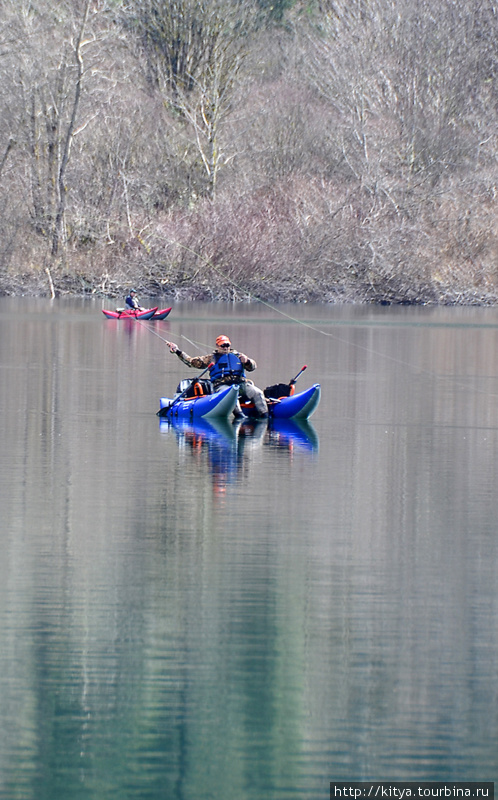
[102,307,172,320]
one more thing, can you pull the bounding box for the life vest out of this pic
[209,351,245,384]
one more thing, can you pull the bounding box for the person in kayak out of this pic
[166,334,268,418]
[125,290,144,311]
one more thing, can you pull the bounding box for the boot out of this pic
[233,401,246,419]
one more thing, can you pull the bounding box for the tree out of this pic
[301,0,498,190]
[4,0,113,261]
[125,0,258,199]
[51,0,92,256]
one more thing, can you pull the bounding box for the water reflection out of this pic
[265,418,319,453]
[160,416,318,495]
[3,299,498,795]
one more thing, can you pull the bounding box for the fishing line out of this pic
[134,318,208,352]
[146,236,498,399]
[157,239,439,371]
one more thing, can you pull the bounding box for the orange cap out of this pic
[215,335,231,347]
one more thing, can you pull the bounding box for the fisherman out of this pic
[125,290,144,311]
[165,334,268,418]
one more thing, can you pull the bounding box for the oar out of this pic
[157,362,214,417]
[289,365,307,386]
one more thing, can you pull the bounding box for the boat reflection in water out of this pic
[159,416,318,497]
[264,418,319,453]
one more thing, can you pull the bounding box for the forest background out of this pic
[0,0,497,305]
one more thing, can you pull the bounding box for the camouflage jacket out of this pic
[174,348,257,387]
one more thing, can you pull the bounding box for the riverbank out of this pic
[2,266,498,306]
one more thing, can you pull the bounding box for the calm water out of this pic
[1,297,497,799]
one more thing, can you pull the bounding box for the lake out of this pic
[1,297,497,799]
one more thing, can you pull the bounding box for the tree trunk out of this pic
[51,0,91,257]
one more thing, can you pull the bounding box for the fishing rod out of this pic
[156,362,214,417]
[133,317,207,352]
